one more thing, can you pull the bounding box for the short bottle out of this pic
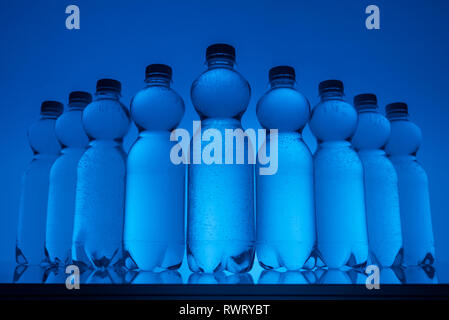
[256,66,315,270]
[17,101,63,266]
[72,79,130,270]
[385,102,435,266]
[309,80,368,269]
[187,44,255,273]
[351,94,403,267]
[45,91,92,267]
[124,64,185,271]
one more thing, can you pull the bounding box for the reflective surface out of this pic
[1,259,446,285]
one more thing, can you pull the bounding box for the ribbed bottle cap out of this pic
[145,64,172,80]
[269,66,296,82]
[318,80,344,95]
[386,102,408,119]
[96,79,121,93]
[206,43,236,62]
[69,91,92,105]
[40,101,63,117]
[353,93,378,111]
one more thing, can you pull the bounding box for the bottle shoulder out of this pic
[358,150,397,172]
[78,142,126,167]
[390,156,428,181]
[314,141,362,166]
[50,149,84,174]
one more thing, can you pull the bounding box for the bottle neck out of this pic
[389,154,416,162]
[61,147,85,154]
[39,114,58,120]
[270,78,295,88]
[144,76,171,87]
[89,140,122,148]
[320,91,344,101]
[95,91,121,100]
[68,102,89,110]
[207,57,234,68]
[358,149,386,156]
[33,153,59,159]
[355,103,378,113]
[320,140,351,148]
[388,113,410,121]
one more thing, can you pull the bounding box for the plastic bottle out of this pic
[17,101,63,266]
[187,44,255,273]
[351,93,403,267]
[256,66,315,270]
[309,80,368,269]
[45,91,92,267]
[124,64,185,271]
[72,79,130,270]
[385,102,435,266]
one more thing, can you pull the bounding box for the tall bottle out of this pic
[385,102,435,266]
[45,91,92,266]
[72,79,130,269]
[351,94,403,267]
[17,101,63,266]
[309,80,368,269]
[188,44,255,273]
[124,64,185,271]
[256,66,315,270]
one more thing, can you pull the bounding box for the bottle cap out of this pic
[206,43,236,62]
[269,66,296,82]
[41,101,63,117]
[69,91,92,105]
[386,102,408,119]
[145,64,172,80]
[353,93,378,111]
[319,79,344,95]
[96,79,121,93]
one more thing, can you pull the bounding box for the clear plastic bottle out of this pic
[72,79,130,270]
[309,80,368,269]
[351,94,403,267]
[124,64,185,271]
[385,102,435,266]
[16,101,63,266]
[256,66,315,270]
[45,91,92,267]
[187,44,255,273]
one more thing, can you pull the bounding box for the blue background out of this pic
[1,0,448,275]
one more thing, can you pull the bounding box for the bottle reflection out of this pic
[317,269,352,284]
[84,269,121,284]
[6,264,443,285]
[258,270,315,284]
[13,265,46,283]
[126,270,183,284]
[403,265,437,284]
[188,272,253,284]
